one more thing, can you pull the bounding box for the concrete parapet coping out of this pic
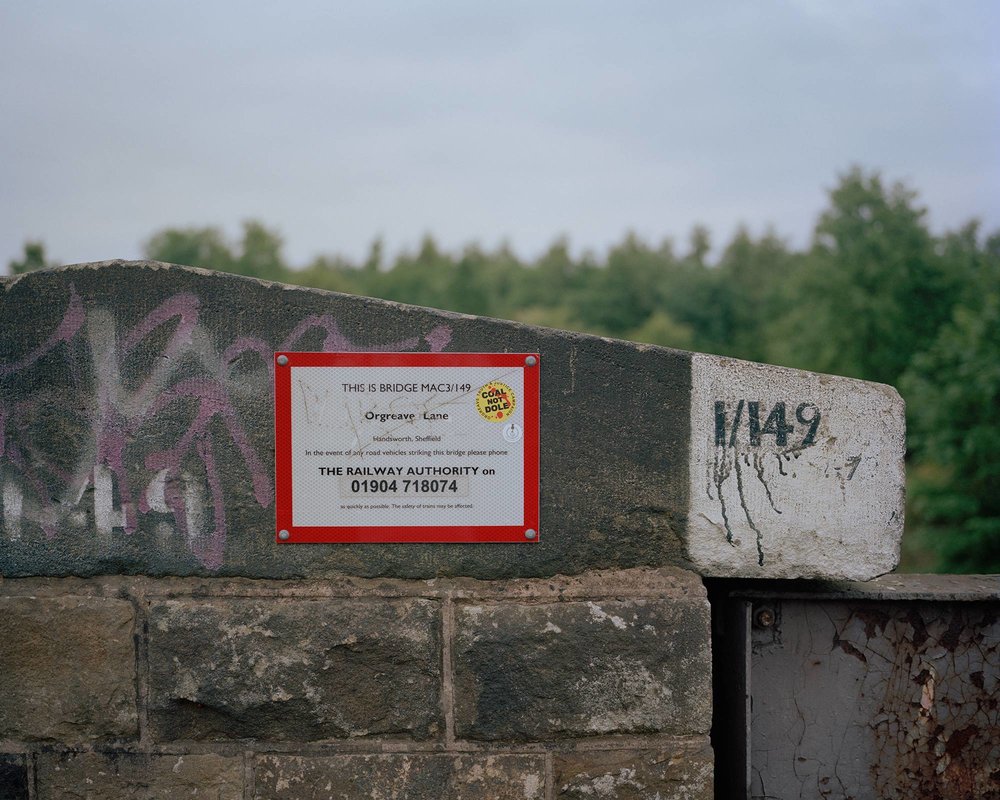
[1,260,904,581]
[0,566,704,601]
[724,573,1000,602]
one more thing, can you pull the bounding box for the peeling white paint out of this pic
[93,464,124,538]
[182,471,206,544]
[145,468,171,514]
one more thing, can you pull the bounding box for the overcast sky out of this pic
[2,1,998,271]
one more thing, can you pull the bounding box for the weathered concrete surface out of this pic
[688,353,904,579]
[554,740,714,799]
[750,599,1000,800]
[0,596,137,742]
[35,752,243,799]
[0,755,28,800]
[0,261,904,580]
[0,261,690,579]
[147,597,441,741]
[453,573,711,741]
[253,754,546,799]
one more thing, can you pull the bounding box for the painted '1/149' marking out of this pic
[714,401,821,448]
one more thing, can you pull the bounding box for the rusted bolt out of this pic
[755,607,775,628]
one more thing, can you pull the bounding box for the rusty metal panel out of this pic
[749,599,999,800]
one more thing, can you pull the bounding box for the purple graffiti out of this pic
[0,288,85,378]
[1,285,453,569]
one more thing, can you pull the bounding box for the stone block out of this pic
[686,353,904,578]
[554,741,714,799]
[253,754,545,799]
[148,597,441,741]
[0,755,28,800]
[35,752,243,799]
[453,595,711,741]
[0,596,137,742]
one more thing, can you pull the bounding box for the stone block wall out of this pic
[0,569,712,799]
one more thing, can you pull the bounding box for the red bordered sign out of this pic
[274,352,540,543]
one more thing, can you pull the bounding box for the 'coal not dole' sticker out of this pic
[476,381,516,421]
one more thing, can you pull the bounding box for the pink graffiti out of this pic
[0,285,453,569]
[0,288,85,378]
[424,325,453,353]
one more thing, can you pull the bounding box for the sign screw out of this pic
[277,355,289,366]
[525,355,538,367]
[278,529,290,541]
[525,529,537,540]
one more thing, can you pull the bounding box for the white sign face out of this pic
[274,352,540,543]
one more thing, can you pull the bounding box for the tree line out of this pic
[10,167,1000,572]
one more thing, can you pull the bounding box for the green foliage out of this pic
[8,241,56,274]
[771,167,959,384]
[628,310,695,350]
[144,221,291,282]
[145,226,236,272]
[237,222,286,279]
[576,232,664,335]
[12,167,998,570]
[711,227,797,363]
[901,283,1000,572]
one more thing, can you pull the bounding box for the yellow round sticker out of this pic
[476,381,517,422]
